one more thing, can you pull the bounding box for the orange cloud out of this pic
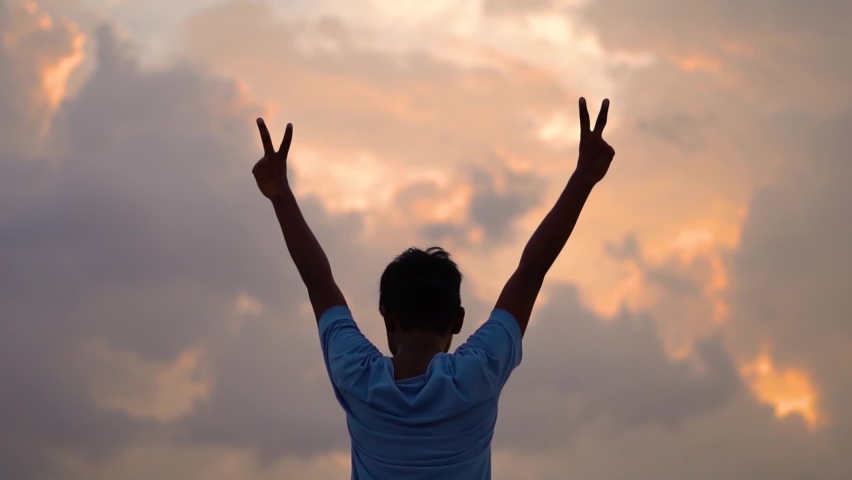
[409,183,472,224]
[673,53,722,74]
[3,1,86,109]
[668,227,735,325]
[1,0,87,159]
[41,20,85,109]
[721,40,756,58]
[80,340,211,423]
[592,259,647,319]
[741,348,822,430]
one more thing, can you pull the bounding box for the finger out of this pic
[257,118,274,155]
[279,123,293,155]
[593,98,610,135]
[579,97,590,134]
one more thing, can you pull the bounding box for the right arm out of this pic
[253,120,376,394]
[269,186,347,321]
[495,98,616,335]
[253,119,347,321]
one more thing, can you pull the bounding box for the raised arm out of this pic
[252,119,347,321]
[495,98,615,335]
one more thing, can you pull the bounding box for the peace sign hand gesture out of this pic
[575,98,616,185]
[252,118,293,200]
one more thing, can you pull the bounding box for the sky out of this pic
[1,0,851,478]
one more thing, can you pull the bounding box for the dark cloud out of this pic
[635,110,713,153]
[582,0,852,108]
[494,283,740,451]
[467,165,545,239]
[496,389,849,480]
[0,20,380,476]
[419,161,547,248]
[728,107,852,443]
[5,26,266,358]
[177,311,351,462]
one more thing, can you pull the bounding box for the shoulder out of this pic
[456,309,523,356]
[446,309,523,393]
[487,308,523,339]
[317,306,379,367]
[318,305,354,335]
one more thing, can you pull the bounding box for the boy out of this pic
[252,97,615,479]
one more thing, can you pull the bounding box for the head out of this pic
[379,246,465,355]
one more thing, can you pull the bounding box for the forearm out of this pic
[518,171,595,277]
[270,187,334,288]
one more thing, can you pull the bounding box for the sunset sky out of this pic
[2,0,851,478]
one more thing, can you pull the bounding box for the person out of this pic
[252,97,615,479]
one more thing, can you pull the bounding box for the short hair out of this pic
[379,246,463,333]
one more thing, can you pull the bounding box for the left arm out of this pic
[253,119,347,321]
[495,98,615,336]
[271,186,347,320]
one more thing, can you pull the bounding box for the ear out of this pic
[451,306,465,335]
[381,305,396,331]
[381,306,399,356]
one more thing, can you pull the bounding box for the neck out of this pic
[394,332,445,357]
[390,332,448,381]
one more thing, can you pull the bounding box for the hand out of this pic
[252,118,293,200]
[575,98,615,185]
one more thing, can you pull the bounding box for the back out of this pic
[319,306,523,480]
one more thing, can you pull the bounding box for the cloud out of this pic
[562,0,852,473]
[74,340,210,423]
[418,161,547,249]
[493,388,848,480]
[727,107,852,442]
[483,0,556,16]
[494,283,740,451]
[581,0,852,111]
[177,306,352,462]
[634,109,713,153]
[53,445,352,480]
[1,10,746,472]
[0,0,85,158]
[180,1,582,209]
[0,13,382,476]
[4,0,852,478]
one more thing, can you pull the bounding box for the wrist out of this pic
[267,186,294,204]
[569,170,598,189]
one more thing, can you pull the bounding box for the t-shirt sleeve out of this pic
[452,308,523,400]
[317,305,382,393]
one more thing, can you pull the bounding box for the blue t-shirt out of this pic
[318,306,523,480]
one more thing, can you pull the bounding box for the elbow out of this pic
[517,255,550,281]
[302,265,335,291]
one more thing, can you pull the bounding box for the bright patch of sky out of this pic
[48,0,643,104]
